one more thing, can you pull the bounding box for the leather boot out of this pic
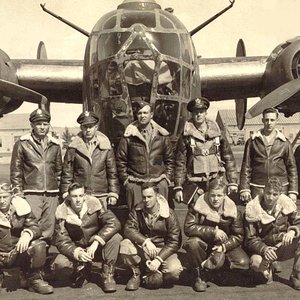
[193,268,207,292]
[101,264,116,293]
[290,273,300,290]
[126,266,141,291]
[71,263,92,288]
[27,271,53,294]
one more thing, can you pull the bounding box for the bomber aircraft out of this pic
[1,0,300,144]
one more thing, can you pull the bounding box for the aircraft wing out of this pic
[1,36,300,124]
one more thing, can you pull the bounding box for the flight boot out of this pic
[71,263,92,288]
[193,267,207,292]
[101,263,117,293]
[27,271,53,294]
[126,265,141,291]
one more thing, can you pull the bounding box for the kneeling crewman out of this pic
[120,182,182,290]
[184,180,249,292]
[0,182,53,294]
[54,182,122,292]
[245,177,300,289]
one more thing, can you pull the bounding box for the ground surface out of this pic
[1,146,300,299]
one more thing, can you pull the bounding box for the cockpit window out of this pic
[182,67,191,98]
[157,61,180,96]
[98,61,123,97]
[120,12,156,28]
[89,35,98,65]
[160,15,174,29]
[103,16,117,30]
[180,34,192,63]
[153,100,179,134]
[98,32,130,60]
[124,60,155,102]
[145,32,180,58]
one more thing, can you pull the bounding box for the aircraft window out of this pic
[182,67,191,98]
[160,15,174,29]
[103,16,117,30]
[177,103,189,135]
[145,32,180,58]
[98,61,123,97]
[127,35,151,53]
[159,10,185,30]
[89,35,98,65]
[153,100,179,135]
[120,12,156,28]
[98,32,131,60]
[124,60,154,101]
[180,34,192,63]
[157,61,180,96]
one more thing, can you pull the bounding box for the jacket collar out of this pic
[135,194,170,218]
[68,131,111,162]
[0,196,31,228]
[55,194,103,223]
[245,194,297,224]
[193,193,237,223]
[183,119,221,141]
[251,129,286,141]
[124,120,169,141]
[20,133,60,145]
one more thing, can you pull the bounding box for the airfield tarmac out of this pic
[1,147,300,299]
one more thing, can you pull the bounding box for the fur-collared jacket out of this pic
[124,195,181,261]
[54,195,121,260]
[244,194,300,255]
[116,120,174,185]
[240,129,298,195]
[174,119,237,189]
[10,133,62,193]
[60,131,119,198]
[184,193,243,252]
[0,196,40,253]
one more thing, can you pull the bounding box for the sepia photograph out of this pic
[0,0,300,299]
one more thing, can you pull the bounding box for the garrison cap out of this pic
[29,108,51,123]
[132,100,152,112]
[77,111,99,126]
[187,97,210,112]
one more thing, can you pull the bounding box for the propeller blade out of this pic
[235,39,247,129]
[245,77,300,119]
[37,41,48,59]
[0,79,48,108]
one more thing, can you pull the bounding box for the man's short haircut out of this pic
[262,107,279,118]
[68,182,85,194]
[264,177,282,193]
[141,182,159,194]
[208,179,227,193]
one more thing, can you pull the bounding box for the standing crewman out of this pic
[60,111,119,206]
[116,101,174,210]
[174,97,237,204]
[240,107,298,203]
[10,108,62,244]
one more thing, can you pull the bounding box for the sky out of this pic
[1,0,300,127]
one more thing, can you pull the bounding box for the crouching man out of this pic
[245,177,300,289]
[0,183,53,294]
[54,182,122,292]
[184,180,249,292]
[120,182,182,290]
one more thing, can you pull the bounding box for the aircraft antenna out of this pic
[40,3,90,37]
[190,0,235,36]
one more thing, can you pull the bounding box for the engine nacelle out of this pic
[263,37,300,97]
[0,49,22,116]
